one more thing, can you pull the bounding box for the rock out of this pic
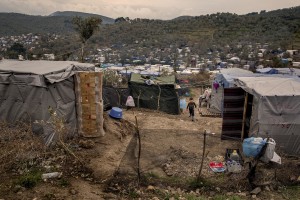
[297,176,300,182]
[210,191,216,196]
[237,192,247,196]
[16,191,22,195]
[79,139,95,149]
[250,187,261,195]
[169,197,175,200]
[196,189,200,194]
[13,185,22,193]
[252,195,256,199]
[103,193,117,199]
[147,185,155,191]
[264,186,271,191]
[152,197,159,200]
[290,176,297,181]
[69,189,77,195]
[226,192,234,196]
[176,188,182,194]
[215,187,221,192]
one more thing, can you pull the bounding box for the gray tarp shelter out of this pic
[235,76,300,155]
[0,60,94,144]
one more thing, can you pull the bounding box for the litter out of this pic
[209,161,226,173]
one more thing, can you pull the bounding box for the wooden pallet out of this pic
[199,108,221,118]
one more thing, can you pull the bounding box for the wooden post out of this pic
[197,130,207,181]
[157,84,161,111]
[241,92,249,141]
[135,116,141,186]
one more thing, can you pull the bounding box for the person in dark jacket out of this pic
[186,97,197,121]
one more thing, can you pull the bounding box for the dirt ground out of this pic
[0,89,299,200]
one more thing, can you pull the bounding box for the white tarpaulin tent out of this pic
[0,60,95,144]
[209,68,253,114]
[236,76,300,155]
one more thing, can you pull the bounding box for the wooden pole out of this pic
[135,116,141,186]
[197,130,207,181]
[241,92,249,141]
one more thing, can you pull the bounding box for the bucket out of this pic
[179,99,187,109]
[109,107,123,119]
[260,138,276,163]
[242,137,266,157]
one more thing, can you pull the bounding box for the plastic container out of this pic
[109,107,123,119]
[260,138,276,163]
[242,137,266,157]
[180,99,187,109]
[227,160,242,173]
[230,150,240,161]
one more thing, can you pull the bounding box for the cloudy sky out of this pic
[0,0,299,19]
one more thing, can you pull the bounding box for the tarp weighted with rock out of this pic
[0,60,95,144]
[129,73,179,115]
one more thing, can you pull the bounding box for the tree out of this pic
[72,16,102,62]
[6,43,26,59]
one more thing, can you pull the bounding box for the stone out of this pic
[147,185,155,191]
[152,197,159,200]
[264,186,271,191]
[226,192,234,196]
[70,189,77,195]
[169,197,175,200]
[237,192,247,196]
[297,176,300,182]
[252,195,257,199]
[102,193,117,199]
[250,187,262,195]
[215,187,221,192]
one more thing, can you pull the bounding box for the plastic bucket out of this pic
[109,107,123,119]
[242,137,266,157]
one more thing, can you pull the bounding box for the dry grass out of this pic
[0,121,45,173]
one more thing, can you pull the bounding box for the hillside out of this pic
[0,12,114,36]
[50,11,115,24]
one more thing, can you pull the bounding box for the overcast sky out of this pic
[0,0,299,19]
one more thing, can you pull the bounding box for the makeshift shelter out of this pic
[128,73,179,114]
[0,60,103,144]
[256,67,278,74]
[222,76,300,155]
[209,68,253,114]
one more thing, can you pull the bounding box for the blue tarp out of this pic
[256,67,278,74]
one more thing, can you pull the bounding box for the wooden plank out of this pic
[241,93,248,141]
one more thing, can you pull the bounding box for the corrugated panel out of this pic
[221,88,245,140]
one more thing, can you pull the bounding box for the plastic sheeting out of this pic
[236,76,300,155]
[0,60,95,145]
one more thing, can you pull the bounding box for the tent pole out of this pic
[241,92,249,141]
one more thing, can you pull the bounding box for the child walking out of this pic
[186,97,197,121]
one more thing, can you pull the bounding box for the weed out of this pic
[58,178,70,187]
[188,178,213,190]
[17,169,42,188]
[128,188,139,199]
[282,185,300,200]
[213,195,242,200]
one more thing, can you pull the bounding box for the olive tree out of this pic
[72,16,102,62]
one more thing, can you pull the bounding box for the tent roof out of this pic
[236,76,300,96]
[0,60,95,84]
[130,73,175,85]
[0,60,94,75]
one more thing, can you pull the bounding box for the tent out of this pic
[128,73,179,114]
[256,67,278,74]
[209,68,253,114]
[223,76,300,155]
[0,60,95,143]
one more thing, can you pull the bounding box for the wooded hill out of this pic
[1,6,300,51]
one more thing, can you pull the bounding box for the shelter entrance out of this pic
[221,88,245,140]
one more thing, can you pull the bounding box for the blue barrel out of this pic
[109,107,123,119]
[180,99,187,109]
